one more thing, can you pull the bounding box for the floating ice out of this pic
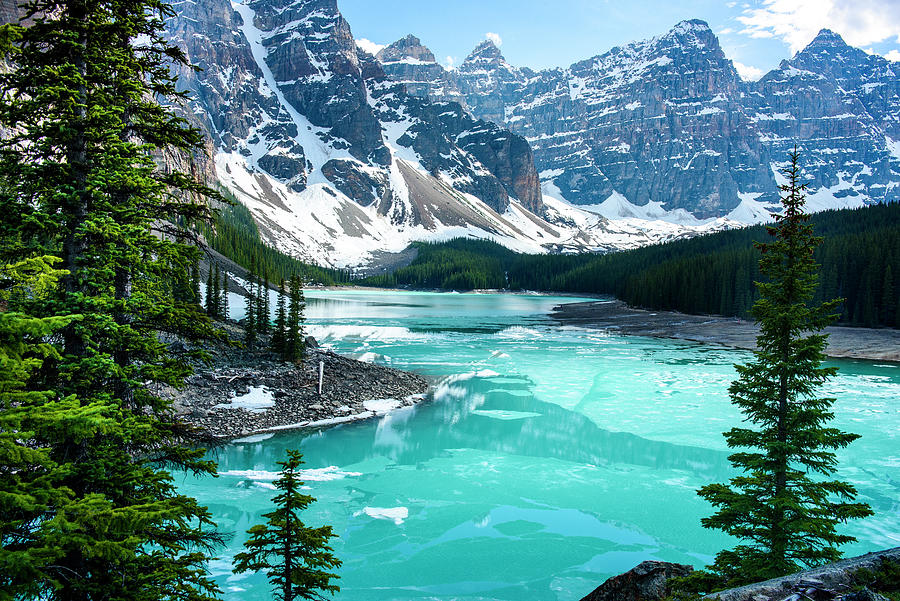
[361,506,408,525]
[219,466,362,482]
[471,410,542,421]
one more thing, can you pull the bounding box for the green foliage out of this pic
[0,2,224,599]
[257,275,271,335]
[666,570,729,598]
[360,202,900,328]
[233,450,341,601]
[271,279,288,357]
[245,275,257,346]
[696,150,872,585]
[854,559,900,601]
[284,275,306,364]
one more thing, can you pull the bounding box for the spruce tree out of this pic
[697,149,872,585]
[206,266,216,317]
[192,259,202,306]
[221,268,229,319]
[0,1,224,598]
[0,257,115,598]
[233,450,341,601]
[271,279,288,357]
[245,274,257,347]
[258,275,271,335]
[285,275,306,364]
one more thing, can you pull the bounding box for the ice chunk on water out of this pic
[361,506,408,525]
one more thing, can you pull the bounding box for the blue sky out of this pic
[340,0,900,80]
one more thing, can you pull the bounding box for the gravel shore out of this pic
[551,299,900,362]
[160,323,429,440]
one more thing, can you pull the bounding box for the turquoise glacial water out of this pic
[177,290,900,601]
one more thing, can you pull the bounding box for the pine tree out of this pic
[210,264,221,319]
[271,279,288,357]
[221,268,229,319]
[285,275,306,363]
[697,149,872,585]
[0,1,224,598]
[0,257,116,598]
[233,450,341,601]
[206,266,216,317]
[192,259,202,306]
[257,275,271,335]
[881,264,896,327]
[245,274,257,347]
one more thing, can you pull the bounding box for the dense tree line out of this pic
[0,3,339,600]
[0,1,224,597]
[205,193,352,286]
[361,203,900,328]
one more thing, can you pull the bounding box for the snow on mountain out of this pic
[155,0,744,268]
[378,21,900,224]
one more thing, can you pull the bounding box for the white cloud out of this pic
[485,32,503,47]
[356,38,385,56]
[719,27,735,35]
[737,0,900,54]
[444,55,456,69]
[885,49,900,62]
[733,60,766,81]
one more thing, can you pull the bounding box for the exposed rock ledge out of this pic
[706,547,900,601]
[159,323,429,440]
[578,548,900,601]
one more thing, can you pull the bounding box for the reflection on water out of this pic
[177,290,900,601]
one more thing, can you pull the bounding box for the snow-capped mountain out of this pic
[155,0,747,267]
[379,22,900,221]
[20,3,887,268]
[159,0,732,267]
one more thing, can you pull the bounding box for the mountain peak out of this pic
[377,34,437,63]
[801,28,850,54]
[661,18,719,49]
[670,19,712,34]
[465,39,504,63]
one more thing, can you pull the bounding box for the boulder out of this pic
[580,560,693,601]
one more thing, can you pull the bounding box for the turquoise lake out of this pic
[178,290,900,601]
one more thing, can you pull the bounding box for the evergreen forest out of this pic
[360,203,900,328]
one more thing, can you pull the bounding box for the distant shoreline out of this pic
[550,299,900,363]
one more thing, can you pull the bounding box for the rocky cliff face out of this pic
[379,22,900,219]
[376,35,466,107]
[746,30,900,208]
[157,0,577,265]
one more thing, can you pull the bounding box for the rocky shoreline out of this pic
[160,323,429,440]
[551,299,900,363]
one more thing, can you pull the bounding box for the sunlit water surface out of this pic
[177,290,900,601]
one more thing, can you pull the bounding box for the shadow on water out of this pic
[214,374,733,483]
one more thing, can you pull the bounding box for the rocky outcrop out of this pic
[708,548,900,601]
[376,35,466,107]
[578,549,900,601]
[579,561,693,601]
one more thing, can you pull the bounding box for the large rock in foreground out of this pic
[708,548,900,601]
[580,561,693,601]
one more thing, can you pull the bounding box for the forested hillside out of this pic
[206,192,352,286]
[360,204,900,328]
